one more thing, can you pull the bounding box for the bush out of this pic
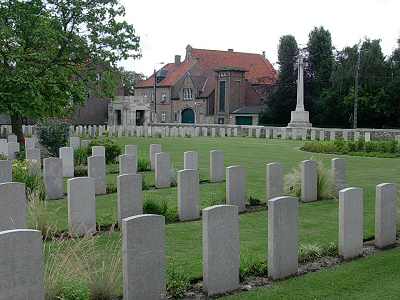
[284,159,334,200]
[106,183,117,194]
[37,121,69,156]
[89,138,122,164]
[74,165,87,177]
[298,242,337,263]
[143,199,178,223]
[137,157,151,172]
[166,263,190,299]
[302,140,400,158]
[13,160,46,200]
[248,196,261,206]
[74,148,89,166]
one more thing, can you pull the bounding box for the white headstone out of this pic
[332,158,347,196]
[122,214,166,300]
[339,187,363,259]
[0,160,12,183]
[7,134,17,143]
[210,150,224,183]
[117,174,143,226]
[92,146,105,157]
[59,147,74,177]
[155,152,171,188]
[177,169,200,221]
[375,183,397,248]
[0,182,26,231]
[43,157,64,200]
[268,196,298,279]
[184,151,198,170]
[119,154,137,175]
[88,155,106,195]
[0,229,44,299]
[150,144,162,171]
[69,136,80,150]
[203,205,240,296]
[301,160,318,202]
[67,177,96,236]
[266,162,283,201]
[226,166,246,212]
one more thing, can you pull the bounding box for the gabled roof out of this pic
[135,46,277,89]
[135,60,195,88]
[191,48,277,85]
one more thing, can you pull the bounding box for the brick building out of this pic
[109,45,277,126]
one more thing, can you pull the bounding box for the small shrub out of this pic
[74,148,89,166]
[155,132,162,138]
[167,263,190,299]
[74,165,88,177]
[248,196,261,206]
[170,168,177,187]
[284,158,334,200]
[0,154,7,160]
[27,189,57,238]
[106,183,117,194]
[37,120,69,156]
[138,157,151,172]
[143,199,169,216]
[299,242,337,263]
[13,160,46,200]
[89,138,122,164]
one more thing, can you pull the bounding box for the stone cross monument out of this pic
[288,55,312,127]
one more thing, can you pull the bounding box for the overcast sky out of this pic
[119,0,400,76]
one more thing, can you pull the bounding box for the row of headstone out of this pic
[120,179,398,299]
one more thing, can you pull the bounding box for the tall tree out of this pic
[118,68,145,96]
[305,26,333,125]
[0,0,140,141]
[260,35,298,125]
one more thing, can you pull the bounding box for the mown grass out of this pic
[40,137,400,297]
[224,248,400,299]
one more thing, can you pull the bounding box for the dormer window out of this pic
[183,88,193,100]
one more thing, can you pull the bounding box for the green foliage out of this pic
[166,263,191,299]
[260,35,298,125]
[248,196,261,206]
[284,159,334,200]
[239,259,268,281]
[299,242,338,263]
[137,157,151,172]
[12,160,46,200]
[143,199,178,223]
[0,0,140,135]
[89,138,122,164]
[74,165,88,177]
[37,121,69,156]
[302,140,400,158]
[106,183,117,194]
[74,148,89,166]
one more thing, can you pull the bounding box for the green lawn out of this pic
[224,247,400,299]
[41,137,400,297]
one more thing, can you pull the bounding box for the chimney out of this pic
[186,44,193,60]
[175,55,181,66]
[262,51,266,58]
[228,48,234,52]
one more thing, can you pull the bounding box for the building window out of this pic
[218,117,224,124]
[161,93,167,101]
[219,81,226,112]
[183,88,193,100]
[161,112,166,122]
[174,112,178,121]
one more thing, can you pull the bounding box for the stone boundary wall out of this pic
[2,123,400,141]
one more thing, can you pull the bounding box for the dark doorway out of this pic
[115,110,122,125]
[181,108,195,124]
[136,110,145,126]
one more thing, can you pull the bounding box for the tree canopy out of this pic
[261,28,400,129]
[0,0,140,138]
